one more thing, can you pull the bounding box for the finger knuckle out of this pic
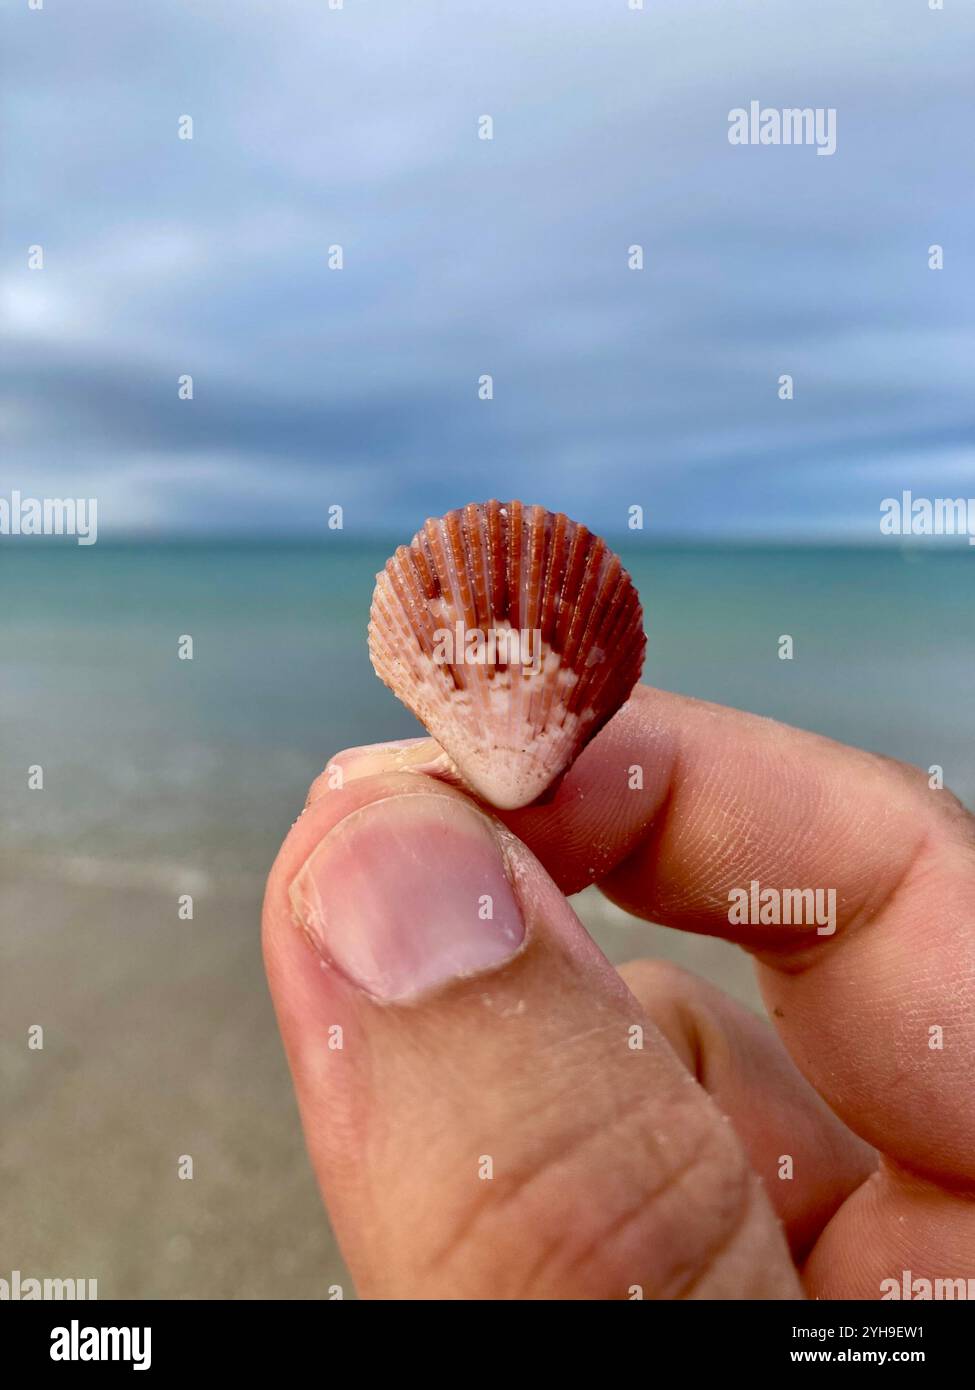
[870,752,975,849]
[419,1085,759,1299]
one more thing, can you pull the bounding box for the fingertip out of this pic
[305,738,446,805]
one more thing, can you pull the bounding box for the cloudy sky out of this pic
[5,0,973,539]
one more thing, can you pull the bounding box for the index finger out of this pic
[506,686,975,1192]
[324,687,975,1187]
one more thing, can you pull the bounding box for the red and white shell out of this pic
[368,500,646,809]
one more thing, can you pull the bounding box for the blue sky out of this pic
[5,0,974,539]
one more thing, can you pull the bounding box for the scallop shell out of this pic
[368,500,646,810]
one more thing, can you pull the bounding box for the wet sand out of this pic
[1,866,761,1299]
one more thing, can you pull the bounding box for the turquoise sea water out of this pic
[2,540,972,886]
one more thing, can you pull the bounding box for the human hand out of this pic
[262,686,975,1299]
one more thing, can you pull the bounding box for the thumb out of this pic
[263,773,799,1300]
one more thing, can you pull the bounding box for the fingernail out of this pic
[337,737,445,777]
[289,794,525,1002]
[308,739,447,803]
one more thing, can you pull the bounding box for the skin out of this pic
[262,685,975,1299]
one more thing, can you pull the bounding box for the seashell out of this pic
[368,501,646,810]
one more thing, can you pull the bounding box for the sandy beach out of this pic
[1,858,759,1300]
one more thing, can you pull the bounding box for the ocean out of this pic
[2,536,972,1298]
[3,539,973,889]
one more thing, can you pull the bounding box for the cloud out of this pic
[6,0,974,537]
